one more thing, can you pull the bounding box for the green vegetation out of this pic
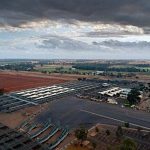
[75,127,88,143]
[73,63,109,71]
[109,138,137,150]
[0,59,32,65]
[35,64,93,74]
[0,88,5,95]
[124,100,131,107]
[120,138,137,150]
[95,127,99,133]
[124,122,130,128]
[36,65,72,73]
[106,129,111,136]
[127,88,141,105]
[73,63,150,73]
[92,142,97,150]
[116,126,123,139]
[0,63,34,71]
[1,59,150,76]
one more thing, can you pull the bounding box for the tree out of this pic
[120,138,137,150]
[95,127,99,133]
[116,126,123,139]
[127,88,141,105]
[139,83,145,91]
[137,127,142,137]
[0,88,5,95]
[92,142,97,150]
[124,122,130,128]
[41,70,47,74]
[75,127,88,143]
[106,129,111,136]
[148,83,150,88]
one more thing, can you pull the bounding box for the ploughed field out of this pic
[0,73,68,92]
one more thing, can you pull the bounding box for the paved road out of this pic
[36,96,150,129]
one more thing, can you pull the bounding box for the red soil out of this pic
[0,72,69,92]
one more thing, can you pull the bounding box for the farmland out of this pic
[35,64,72,72]
[0,60,150,150]
[34,64,93,74]
[0,72,70,92]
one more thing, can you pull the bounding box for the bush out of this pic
[116,126,123,139]
[92,142,97,149]
[75,127,88,142]
[95,127,99,133]
[124,122,130,128]
[127,88,141,105]
[120,138,137,150]
[0,88,5,95]
[106,129,111,136]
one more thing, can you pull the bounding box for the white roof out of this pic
[28,95,38,98]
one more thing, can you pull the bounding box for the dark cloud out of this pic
[0,0,150,30]
[38,35,98,51]
[84,31,140,38]
[38,35,150,52]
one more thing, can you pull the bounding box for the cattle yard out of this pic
[17,118,69,150]
[0,72,150,150]
[0,76,102,149]
[0,80,101,113]
[0,123,46,150]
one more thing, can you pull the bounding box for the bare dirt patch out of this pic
[0,71,72,92]
[0,103,49,129]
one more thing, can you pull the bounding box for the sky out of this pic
[0,0,150,59]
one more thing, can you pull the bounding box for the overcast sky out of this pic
[0,0,150,59]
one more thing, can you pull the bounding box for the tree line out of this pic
[73,63,150,72]
[0,63,35,71]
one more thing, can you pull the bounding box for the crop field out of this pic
[35,64,72,71]
[35,64,93,74]
[0,73,68,92]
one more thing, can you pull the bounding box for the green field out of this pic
[109,65,131,68]
[34,63,150,76]
[34,64,93,74]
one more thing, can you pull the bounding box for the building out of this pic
[99,87,122,97]
[99,87,131,98]
[92,71,104,75]
[102,83,110,87]
[120,88,131,99]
